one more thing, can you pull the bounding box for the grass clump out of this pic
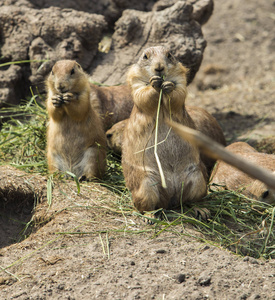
[0,94,48,174]
[196,188,275,259]
[145,188,275,259]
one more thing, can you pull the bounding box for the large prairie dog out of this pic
[46,60,106,179]
[90,83,133,131]
[210,142,275,204]
[122,46,225,213]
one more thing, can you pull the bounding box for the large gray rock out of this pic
[0,0,209,108]
[0,5,107,107]
[89,1,206,85]
[9,0,156,27]
[22,0,212,26]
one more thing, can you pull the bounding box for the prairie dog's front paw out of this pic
[62,92,74,104]
[51,94,64,107]
[150,76,163,90]
[161,81,175,94]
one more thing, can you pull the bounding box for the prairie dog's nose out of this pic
[155,62,165,73]
[57,83,67,93]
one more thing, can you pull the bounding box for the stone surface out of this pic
[0,5,107,106]
[0,1,209,107]
[89,1,206,85]
[153,0,214,25]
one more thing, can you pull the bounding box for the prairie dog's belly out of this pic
[49,119,90,161]
[133,122,201,196]
[141,122,193,169]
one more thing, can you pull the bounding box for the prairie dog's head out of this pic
[250,171,275,205]
[106,120,126,154]
[47,60,86,94]
[127,46,188,84]
[260,188,275,205]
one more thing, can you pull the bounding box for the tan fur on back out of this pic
[122,46,210,213]
[46,60,106,179]
[210,142,275,204]
[90,84,133,130]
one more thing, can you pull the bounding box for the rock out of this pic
[174,273,186,283]
[156,249,166,254]
[0,65,25,108]
[12,0,156,27]
[90,1,206,85]
[198,273,211,286]
[153,0,214,25]
[190,0,214,25]
[0,0,208,108]
[0,5,107,106]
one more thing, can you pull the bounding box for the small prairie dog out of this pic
[46,60,106,179]
[89,83,133,131]
[122,46,225,213]
[106,119,127,154]
[210,142,275,204]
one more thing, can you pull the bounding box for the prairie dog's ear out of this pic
[70,62,83,76]
[75,62,82,70]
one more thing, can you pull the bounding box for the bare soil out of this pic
[0,0,275,299]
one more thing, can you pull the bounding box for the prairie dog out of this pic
[210,142,275,204]
[46,60,106,179]
[166,120,275,204]
[106,119,126,154]
[90,83,133,131]
[122,46,222,213]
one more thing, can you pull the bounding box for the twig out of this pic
[99,233,106,256]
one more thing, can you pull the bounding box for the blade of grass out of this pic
[66,171,81,194]
[154,88,167,188]
[47,175,53,207]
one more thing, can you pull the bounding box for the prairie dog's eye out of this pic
[167,52,172,59]
[143,54,148,60]
[262,190,269,198]
[51,70,54,76]
[71,68,75,75]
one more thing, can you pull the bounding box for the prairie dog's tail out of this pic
[166,119,275,190]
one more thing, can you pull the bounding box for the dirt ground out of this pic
[0,0,275,299]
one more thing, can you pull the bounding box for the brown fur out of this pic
[185,106,226,173]
[107,107,225,174]
[122,46,221,213]
[210,142,275,204]
[46,60,106,179]
[106,120,126,154]
[90,84,133,130]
